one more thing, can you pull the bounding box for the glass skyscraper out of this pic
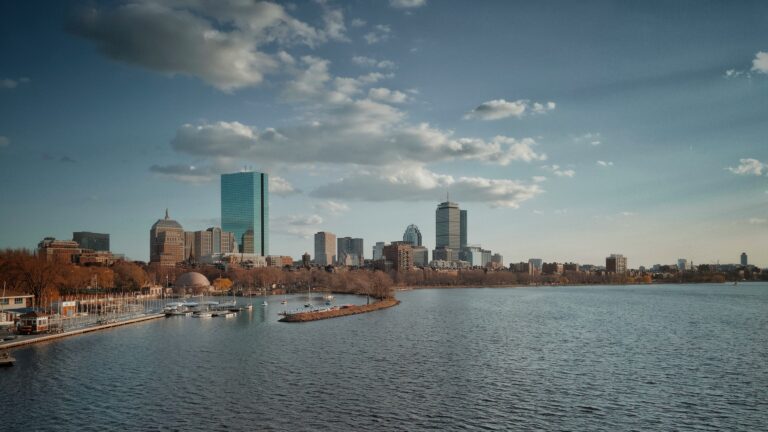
[221,172,269,256]
[435,200,460,249]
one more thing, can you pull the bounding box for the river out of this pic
[2,284,767,431]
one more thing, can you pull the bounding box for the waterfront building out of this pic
[185,227,237,260]
[510,262,533,275]
[221,171,269,255]
[403,224,423,246]
[412,246,429,267]
[430,259,470,269]
[267,255,294,267]
[37,237,81,263]
[314,231,336,266]
[528,258,543,272]
[606,254,628,274]
[563,262,579,272]
[337,237,364,266]
[383,242,414,271]
[741,252,748,266]
[149,209,185,267]
[433,246,459,262]
[491,253,503,267]
[460,210,468,248]
[302,252,311,268]
[174,272,210,294]
[542,262,564,275]
[73,232,110,252]
[372,242,386,261]
[677,258,692,272]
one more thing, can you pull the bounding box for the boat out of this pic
[0,351,15,367]
[262,301,268,306]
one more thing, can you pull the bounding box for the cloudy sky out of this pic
[1,0,766,267]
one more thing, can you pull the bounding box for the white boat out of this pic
[192,311,213,318]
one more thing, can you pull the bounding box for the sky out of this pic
[0,0,766,267]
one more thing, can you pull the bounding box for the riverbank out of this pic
[279,298,400,322]
[0,313,164,350]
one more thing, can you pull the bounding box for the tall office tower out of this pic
[185,227,238,259]
[221,171,269,255]
[337,237,364,266]
[435,200,460,249]
[372,242,385,260]
[403,224,423,246]
[606,254,628,274]
[314,231,336,266]
[73,232,110,252]
[741,252,748,266]
[149,209,185,267]
[460,210,468,248]
[528,258,543,272]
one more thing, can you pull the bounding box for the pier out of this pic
[279,299,400,322]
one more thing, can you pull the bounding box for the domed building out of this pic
[150,209,185,267]
[403,224,423,246]
[174,272,210,294]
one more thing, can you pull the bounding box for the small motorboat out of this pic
[0,351,15,367]
[262,301,268,306]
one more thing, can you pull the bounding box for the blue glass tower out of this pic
[221,172,269,255]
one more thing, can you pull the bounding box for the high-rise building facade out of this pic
[337,237,364,266]
[436,200,460,249]
[221,171,269,256]
[314,231,336,266]
[741,252,748,266]
[606,254,627,274]
[403,224,423,246]
[383,242,413,272]
[185,227,237,260]
[73,232,110,252]
[460,210,468,248]
[412,246,429,267]
[372,242,385,261]
[150,209,185,267]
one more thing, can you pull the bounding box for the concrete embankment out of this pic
[279,299,400,323]
[0,314,164,349]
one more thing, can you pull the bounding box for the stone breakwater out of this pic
[279,299,400,323]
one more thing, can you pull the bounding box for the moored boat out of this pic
[0,351,15,367]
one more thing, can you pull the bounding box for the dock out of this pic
[0,313,164,350]
[279,299,400,323]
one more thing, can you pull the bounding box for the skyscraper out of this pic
[150,209,185,267]
[403,224,423,246]
[314,231,336,266]
[606,254,627,274]
[221,171,269,255]
[460,210,468,248]
[372,242,385,260]
[436,200,460,249]
[741,252,748,266]
[337,237,364,266]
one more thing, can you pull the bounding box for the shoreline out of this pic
[398,280,751,290]
[0,313,164,350]
[279,299,400,323]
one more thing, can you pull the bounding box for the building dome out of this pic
[151,209,183,230]
[403,224,423,246]
[175,272,210,289]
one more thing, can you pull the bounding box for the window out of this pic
[15,298,24,304]
[0,299,8,305]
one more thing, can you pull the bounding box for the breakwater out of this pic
[279,298,400,322]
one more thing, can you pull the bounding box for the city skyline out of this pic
[0,1,766,267]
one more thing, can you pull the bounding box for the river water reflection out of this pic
[2,284,767,431]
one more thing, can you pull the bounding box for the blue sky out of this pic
[1,0,766,267]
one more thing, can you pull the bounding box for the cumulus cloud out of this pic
[364,24,391,44]
[69,1,347,91]
[532,176,547,183]
[350,18,366,28]
[389,0,427,8]
[0,136,9,147]
[150,163,299,195]
[352,56,395,69]
[286,214,323,226]
[464,99,555,121]
[597,160,613,167]
[315,200,350,214]
[751,51,768,74]
[310,165,543,208]
[368,87,409,104]
[727,158,765,176]
[0,77,30,89]
[542,165,575,178]
[269,175,301,196]
[749,218,767,225]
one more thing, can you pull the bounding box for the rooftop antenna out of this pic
[446,191,450,202]
[165,208,169,219]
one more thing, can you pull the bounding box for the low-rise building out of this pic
[383,242,413,272]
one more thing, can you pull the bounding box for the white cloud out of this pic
[368,87,409,104]
[149,162,299,195]
[751,51,768,74]
[542,165,575,178]
[597,160,613,167]
[724,69,747,79]
[310,165,543,208]
[749,218,767,225]
[269,175,301,196]
[574,132,602,146]
[364,24,391,44]
[532,176,547,183]
[389,0,427,8]
[727,158,765,176]
[0,77,30,89]
[350,18,366,28]
[352,56,395,69]
[315,200,350,214]
[464,99,555,121]
[69,1,347,91]
[620,211,636,217]
[286,214,323,226]
[0,136,9,147]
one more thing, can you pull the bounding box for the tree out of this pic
[113,261,149,292]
